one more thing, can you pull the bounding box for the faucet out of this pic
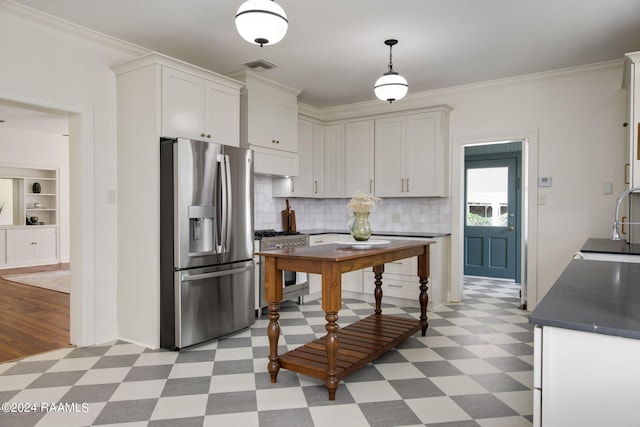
[611,187,640,240]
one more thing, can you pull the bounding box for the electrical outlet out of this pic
[537,193,547,205]
[391,213,401,222]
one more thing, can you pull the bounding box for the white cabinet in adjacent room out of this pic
[161,67,240,146]
[375,110,450,197]
[6,226,57,266]
[0,229,6,268]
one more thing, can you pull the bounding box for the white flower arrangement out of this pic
[347,192,381,213]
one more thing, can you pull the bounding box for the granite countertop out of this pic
[581,237,640,255]
[529,259,640,340]
[299,229,450,239]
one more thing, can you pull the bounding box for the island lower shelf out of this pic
[279,313,420,381]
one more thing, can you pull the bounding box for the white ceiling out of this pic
[3,0,640,132]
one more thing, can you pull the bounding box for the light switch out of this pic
[537,193,547,205]
[603,182,613,195]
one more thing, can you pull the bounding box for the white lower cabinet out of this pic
[6,227,57,267]
[307,234,450,308]
[534,325,640,427]
[363,235,449,308]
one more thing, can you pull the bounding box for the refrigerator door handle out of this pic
[218,153,232,254]
[182,265,253,282]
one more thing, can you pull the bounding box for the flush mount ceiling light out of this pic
[235,0,288,47]
[374,39,408,103]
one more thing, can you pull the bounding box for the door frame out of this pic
[464,149,521,281]
[451,130,539,310]
[0,88,96,346]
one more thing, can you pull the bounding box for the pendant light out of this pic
[374,39,408,103]
[235,0,288,47]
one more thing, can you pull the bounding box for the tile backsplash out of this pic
[254,175,451,233]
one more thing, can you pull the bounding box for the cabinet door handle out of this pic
[206,134,211,139]
[401,178,405,192]
[406,178,410,193]
[388,284,402,288]
[314,181,318,194]
[369,179,373,194]
[623,215,627,235]
[626,163,630,185]
[290,178,295,193]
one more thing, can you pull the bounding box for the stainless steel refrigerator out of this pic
[160,137,255,350]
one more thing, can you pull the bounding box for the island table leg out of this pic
[324,311,339,400]
[264,256,283,382]
[267,302,281,382]
[418,249,430,336]
[321,261,342,400]
[373,265,384,315]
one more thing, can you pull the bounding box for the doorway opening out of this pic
[0,99,72,362]
[451,132,539,312]
[464,143,522,281]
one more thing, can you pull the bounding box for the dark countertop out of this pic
[529,259,640,340]
[299,229,450,239]
[581,237,640,255]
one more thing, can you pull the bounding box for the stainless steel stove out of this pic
[254,230,309,312]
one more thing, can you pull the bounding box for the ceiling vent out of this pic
[242,58,278,71]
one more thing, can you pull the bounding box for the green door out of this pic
[464,154,520,280]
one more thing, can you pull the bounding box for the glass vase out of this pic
[350,211,372,241]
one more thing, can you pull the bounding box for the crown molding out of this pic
[2,0,149,57]
[300,59,623,122]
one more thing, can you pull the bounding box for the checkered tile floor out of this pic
[0,277,532,426]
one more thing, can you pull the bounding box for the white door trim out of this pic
[451,130,539,310]
[0,86,96,346]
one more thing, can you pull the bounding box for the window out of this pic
[466,167,508,227]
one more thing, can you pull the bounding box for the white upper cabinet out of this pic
[375,115,406,197]
[161,67,240,146]
[227,69,301,176]
[247,86,298,152]
[346,120,375,196]
[113,53,243,148]
[323,124,345,198]
[375,111,449,197]
[280,119,316,197]
[311,122,326,197]
[274,119,346,198]
[624,51,640,187]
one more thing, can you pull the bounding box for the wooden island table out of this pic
[257,239,434,400]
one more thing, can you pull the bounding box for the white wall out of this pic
[0,129,70,261]
[0,3,144,345]
[438,64,626,303]
[307,62,627,304]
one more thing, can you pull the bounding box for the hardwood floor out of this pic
[0,263,71,363]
